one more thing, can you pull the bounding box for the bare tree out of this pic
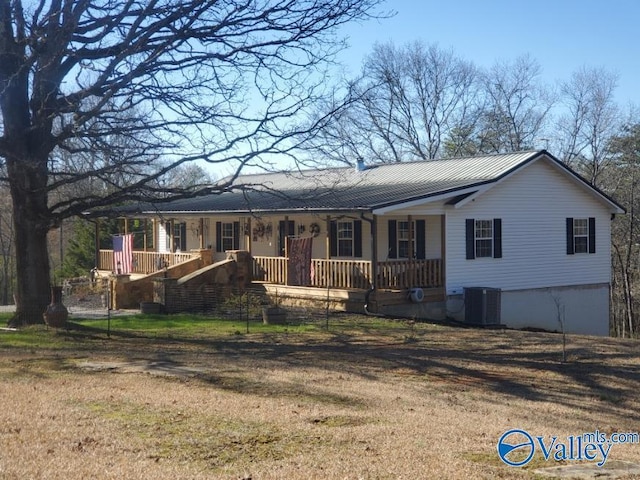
[606,122,640,337]
[309,41,481,165]
[477,54,555,153]
[0,0,383,325]
[556,66,620,186]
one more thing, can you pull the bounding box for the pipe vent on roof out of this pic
[355,159,366,172]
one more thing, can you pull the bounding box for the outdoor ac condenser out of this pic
[464,287,501,326]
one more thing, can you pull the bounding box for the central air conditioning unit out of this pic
[464,287,501,326]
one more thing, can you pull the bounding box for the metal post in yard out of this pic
[246,290,250,334]
[107,283,111,339]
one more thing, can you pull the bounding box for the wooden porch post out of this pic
[326,215,331,290]
[123,217,128,235]
[169,219,175,253]
[325,215,331,259]
[143,218,148,251]
[199,217,205,249]
[283,215,289,286]
[246,217,252,254]
[151,219,157,252]
[371,214,378,289]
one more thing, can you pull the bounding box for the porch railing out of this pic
[99,249,198,274]
[252,256,442,290]
[377,259,442,289]
[311,259,372,289]
[251,256,288,285]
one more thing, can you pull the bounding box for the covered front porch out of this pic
[98,250,444,292]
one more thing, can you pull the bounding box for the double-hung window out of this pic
[387,219,426,259]
[474,220,493,258]
[337,221,354,257]
[465,218,502,260]
[397,221,414,259]
[566,217,595,254]
[329,219,362,258]
[215,221,240,252]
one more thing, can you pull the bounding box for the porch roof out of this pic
[123,150,625,215]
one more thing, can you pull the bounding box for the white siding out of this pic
[445,158,613,292]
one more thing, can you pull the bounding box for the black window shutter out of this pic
[465,219,475,260]
[388,220,397,259]
[278,221,286,256]
[215,222,222,252]
[233,221,240,250]
[415,220,426,259]
[493,218,502,259]
[354,220,363,258]
[288,220,295,237]
[329,220,337,257]
[180,223,187,251]
[566,218,574,255]
[588,217,596,254]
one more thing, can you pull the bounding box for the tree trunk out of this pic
[6,160,51,326]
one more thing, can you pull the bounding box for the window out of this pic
[215,221,240,252]
[566,217,595,255]
[221,222,234,252]
[329,219,362,258]
[337,221,354,257]
[387,219,426,259]
[173,222,187,252]
[474,220,493,258]
[164,221,186,252]
[397,221,413,259]
[466,218,502,260]
[573,219,588,253]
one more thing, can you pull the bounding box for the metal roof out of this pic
[127,150,624,215]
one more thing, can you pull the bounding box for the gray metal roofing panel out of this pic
[137,151,540,214]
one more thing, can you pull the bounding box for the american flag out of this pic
[113,234,133,274]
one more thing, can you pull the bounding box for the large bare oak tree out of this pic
[0,0,382,325]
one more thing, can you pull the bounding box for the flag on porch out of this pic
[113,234,133,274]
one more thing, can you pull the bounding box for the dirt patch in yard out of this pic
[1,318,640,479]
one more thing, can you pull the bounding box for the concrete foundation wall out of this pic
[447,283,610,336]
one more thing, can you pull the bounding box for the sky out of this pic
[336,0,640,106]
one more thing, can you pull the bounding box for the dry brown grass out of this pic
[1,318,640,479]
